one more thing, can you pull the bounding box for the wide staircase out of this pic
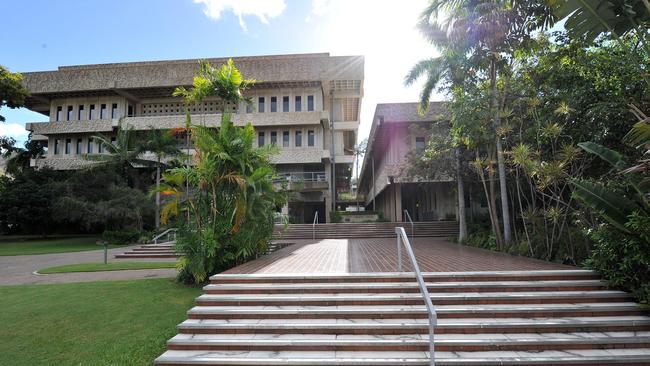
[115,241,180,259]
[155,269,650,365]
[275,221,459,239]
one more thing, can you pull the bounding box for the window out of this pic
[282,131,289,147]
[246,102,253,113]
[89,104,96,119]
[258,131,265,147]
[270,97,277,112]
[65,139,71,154]
[100,104,107,119]
[415,137,426,150]
[98,140,103,153]
[76,139,82,154]
[270,131,277,145]
[307,95,314,111]
[127,104,134,117]
[111,103,118,118]
[78,105,85,120]
[67,106,73,121]
[308,130,315,147]
[54,139,60,155]
[258,97,265,113]
[111,137,117,146]
[295,96,302,112]
[56,106,62,121]
[282,96,289,112]
[295,130,302,147]
[87,139,93,154]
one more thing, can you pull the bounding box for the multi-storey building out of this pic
[20,53,363,223]
[358,102,484,222]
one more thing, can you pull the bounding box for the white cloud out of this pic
[0,123,29,144]
[194,0,287,32]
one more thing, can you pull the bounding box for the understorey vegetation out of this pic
[407,1,650,302]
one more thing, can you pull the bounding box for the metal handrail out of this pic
[395,227,437,366]
[153,228,178,244]
[312,211,319,240]
[403,209,414,238]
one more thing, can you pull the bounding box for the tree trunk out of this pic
[490,58,512,247]
[456,148,467,243]
[155,158,161,229]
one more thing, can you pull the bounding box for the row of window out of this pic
[258,130,315,148]
[53,137,115,155]
[55,103,120,122]
[248,95,315,113]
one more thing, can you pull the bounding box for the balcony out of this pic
[26,120,114,135]
[273,172,329,192]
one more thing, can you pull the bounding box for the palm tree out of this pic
[0,135,44,175]
[86,118,152,187]
[405,11,471,242]
[140,128,181,229]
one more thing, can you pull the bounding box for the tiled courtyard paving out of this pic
[225,237,571,274]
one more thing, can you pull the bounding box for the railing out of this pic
[312,211,319,240]
[403,209,414,238]
[274,171,327,183]
[395,227,437,366]
[153,228,178,244]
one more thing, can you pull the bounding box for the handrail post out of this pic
[404,209,414,239]
[396,232,403,272]
[312,211,319,240]
[394,226,436,366]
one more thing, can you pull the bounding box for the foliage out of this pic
[0,135,45,175]
[585,213,650,303]
[101,229,142,244]
[0,65,29,122]
[160,60,284,284]
[330,210,343,223]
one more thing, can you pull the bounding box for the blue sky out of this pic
[1,0,437,144]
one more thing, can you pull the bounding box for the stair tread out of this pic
[179,316,650,328]
[156,349,650,365]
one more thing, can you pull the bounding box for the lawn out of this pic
[0,236,114,256]
[39,262,178,274]
[0,278,201,366]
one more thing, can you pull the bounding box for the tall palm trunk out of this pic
[155,156,161,229]
[456,148,467,243]
[490,58,512,247]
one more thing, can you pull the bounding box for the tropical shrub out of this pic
[158,60,285,284]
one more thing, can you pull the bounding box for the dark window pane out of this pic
[415,137,425,149]
[308,130,315,146]
[54,139,60,154]
[270,97,277,112]
[65,139,71,154]
[295,130,302,147]
[67,106,73,121]
[282,131,289,147]
[100,104,107,119]
[56,106,62,121]
[89,104,96,119]
[87,139,93,154]
[258,131,265,147]
[295,96,302,112]
[271,131,277,145]
[111,103,118,118]
[258,97,265,113]
[78,105,85,120]
[282,96,289,112]
[307,95,314,111]
[246,103,253,113]
[76,139,82,154]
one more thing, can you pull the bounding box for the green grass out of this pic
[0,278,201,366]
[38,262,178,274]
[0,236,115,256]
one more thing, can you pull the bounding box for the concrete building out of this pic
[357,102,459,222]
[20,53,363,223]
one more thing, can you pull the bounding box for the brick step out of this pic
[187,302,645,320]
[194,290,630,306]
[132,247,175,251]
[165,332,650,352]
[156,349,650,365]
[127,250,177,255]
[178,316,650,334]
[203,280,605,294]
[210,270,599,284]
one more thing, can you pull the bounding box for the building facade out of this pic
[358,102,461,222]
[21,53,364,223]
